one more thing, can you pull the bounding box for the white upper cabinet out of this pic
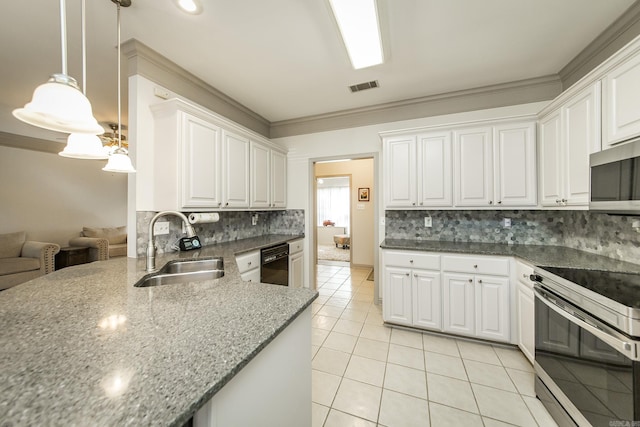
[385,135,417,207]
[270,150,287,208]
[539,82,600,208]
[222,130,250,208]
[603,52,640,147]
[494,122,537,206]
[417,132,453,207]
[250,142,270,209]
[454,127,494,207]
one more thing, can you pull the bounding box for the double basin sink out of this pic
[135,258,224,287]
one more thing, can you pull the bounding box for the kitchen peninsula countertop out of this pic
[381,239,640,274]
[0,234,315,426]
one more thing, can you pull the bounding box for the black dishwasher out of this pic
[260,243,289,286]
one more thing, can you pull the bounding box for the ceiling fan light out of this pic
[175,0,202,14]
[13,74,104,135]
[59,133,109,159]
[103,148,136,173]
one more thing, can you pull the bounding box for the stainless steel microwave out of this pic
[590,138,640,214]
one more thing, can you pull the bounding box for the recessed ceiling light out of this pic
[175,0,203,15]
[328,0,383,70]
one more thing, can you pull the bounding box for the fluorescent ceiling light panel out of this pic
[329,0,383,69]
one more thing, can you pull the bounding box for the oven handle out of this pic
[534,285,638,361]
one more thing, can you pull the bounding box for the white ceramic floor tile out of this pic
[463,359,517,392]
[383,363,428,399]
[457,340,501,365]
[312,327,330,347]
[353,337,389,362]
[352,293,374,303]
[347,301,373,312]
[493,346,534,372]
[312,347,351,376]
[332,378,382,422]
[313,314,339,331]
[312,403,330,427]
[323,409,376,427]
[482,417,518,427]
[422,333,460,357]
[390,328,424,349]
[522,395,559,427]
[312,369,342,406]
[364,310,383,325]
[333,319,365,336]
[333,290,355,299]
[323,331,358,354]
[359,324,391,342]
[378,389,429,427]
[340,308,368,322]
[344,355,386,387]
[318,288,337,297]
[388,343,425,370]
[424,351,468,381]
[317,305,345,318]
[326,297,351,308]
[427,373,479,414]
[312,345,320,359]
[471,383,537,427]
[429,402,483,427]
[506,367,536,397]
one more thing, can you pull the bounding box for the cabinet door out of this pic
[454,127,494,207]
[385,136,417,207]
[289,251,304,288]
[563,82,601,206]
[538,110,564,207]
[271,150,287,208]
[383,267,413,326]
[603,53,640,147]
[250,142,270,208]
[181,114,222,208]
[417,131,453,207]
[494,122,537,207]
[412,270,441,330]
[223,131,250,208]
[475,275,510,342]
[443,273,475,337]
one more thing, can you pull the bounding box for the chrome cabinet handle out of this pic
[412,202,416,206]
[405,273,410,277]
[468,279,473,283]
[478,279,483,284]
[473,264,478,268]
[522,273,527,278]
[409,260,414,263]
[225,202,229,206]
[248,261,252,266]
[498,201,502,204]
[414,274,418,278]
[556,199,561,204]
[489,200,493,205]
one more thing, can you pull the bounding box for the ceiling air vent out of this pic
[349,80,379,93]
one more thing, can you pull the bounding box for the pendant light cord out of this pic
[60,0,67,75]
[117,1,122,149]
[81,0,87,94]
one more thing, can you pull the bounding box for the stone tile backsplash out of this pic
[136,210,304,256]
[385,210,640,263]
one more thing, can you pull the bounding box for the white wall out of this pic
[0,145,127,246]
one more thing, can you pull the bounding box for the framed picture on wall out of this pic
[358,187,370,202]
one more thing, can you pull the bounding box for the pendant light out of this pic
[60,0,109,160]
[13,0,103,135]
[103,0,136,174]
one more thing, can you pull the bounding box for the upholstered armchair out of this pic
[0,231,60,290]
[69,226,127,262]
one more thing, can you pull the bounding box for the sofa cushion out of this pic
[108,243,127,258]
[0,257,40,276]
[0,231,26,259]
[82,226,127,245]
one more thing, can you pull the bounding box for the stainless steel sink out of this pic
[135,258,224,287]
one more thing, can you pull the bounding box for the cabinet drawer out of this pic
[515,260,534,288]
[236,250,260,274]
[384,251,440,270]
[289,239,303,255]
[442,255,509,276]
[241,268,260,283]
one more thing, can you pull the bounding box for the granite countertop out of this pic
[0,234,315,426]
[380,239,640,274]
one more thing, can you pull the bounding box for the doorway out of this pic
[316,175,351,265]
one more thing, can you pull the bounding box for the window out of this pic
[317,177,350,231]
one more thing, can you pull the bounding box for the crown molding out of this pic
[559,1,640,89]
[270,75,561,138]
[121,39,271,138]
[0,131,61,154]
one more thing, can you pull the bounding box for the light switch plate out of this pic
[424,216,432,227]
[154,221,170,235]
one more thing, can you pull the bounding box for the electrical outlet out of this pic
[252,214,258,226]
[154,221,170,235]
[503,218,512,228]
[424,216,432,227]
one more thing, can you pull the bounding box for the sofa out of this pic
[0,231,60,290]
[69,226,127,262]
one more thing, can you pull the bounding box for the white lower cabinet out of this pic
[383,250,511,343]
[236,250,260,283]
[288,239,305,288]
[516,260,535,364]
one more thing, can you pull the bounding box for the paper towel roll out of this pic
[188,212,220,224]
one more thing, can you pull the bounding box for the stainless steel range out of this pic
[530,267,640,427]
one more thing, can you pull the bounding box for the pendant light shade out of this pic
[59,133,109,159]
[103,147,136,173]
[13,0,103,135]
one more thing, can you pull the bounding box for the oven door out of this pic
[534,285,640,427]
